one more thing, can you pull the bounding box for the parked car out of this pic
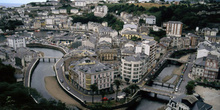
[60,79,63,83]
[66,86,70,91]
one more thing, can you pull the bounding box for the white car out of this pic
[66,86,70,91]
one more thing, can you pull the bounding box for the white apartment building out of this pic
[145,15,156,25]
[70,9,79,14]
[135,40,157,69]
[166,21,183,37]
[7,35,26,50]
[69,57,114,94]
[121,54,148,83]
[75,0,86,7]
[94,5,108,18]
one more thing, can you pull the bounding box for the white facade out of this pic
[75,0,86,7]
[45,18,53,25]
[59,9,67,14]
[121,54,148,83]
[7,35,26,50]
[70,9,79,14]
[166,21,183,37]
[197,49,209,59]
[145,15,156,25]
[51,10,59,14]
[94,5,108,18]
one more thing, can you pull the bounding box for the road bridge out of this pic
[165,58,187,63]
[38,56,61,62]
[140,86,175,98]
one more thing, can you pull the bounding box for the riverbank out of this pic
[44,76,88,110]
[195,86,220,110]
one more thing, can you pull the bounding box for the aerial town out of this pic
[0,0,219,110]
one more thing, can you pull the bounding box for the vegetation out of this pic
[0,60,69,109]
[113,79,122,101]
[186,81,195,94]
[71,13,124,31]
[106,3,220,30]
[149,29,166,42]
[90,83,98,103]
[0,17,23,31]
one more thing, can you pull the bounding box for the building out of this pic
[68,57,114,94]
[94,5,108,18]
[75,0,86,7]
[202,27,219,36]
[121,53,148,83]
[196,41,220,59]
[145,15,156,25]
[186,33,201,47]
[135,40,157,70]
[204,54,219,81]
[166,94,212,110]
[7,35,26,50]
[166,21,183,37]
[70,9,79,14]
[98,48,118,63]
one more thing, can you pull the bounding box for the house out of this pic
[70,9,79,14]
[7,35,26,50]
[52,9,60,14]
[185,33,201,47]
[59,9,67,14]
[166,21,183,37]
[202,27,219,36]
[14,47,36,68]
[196,41,220,59]
[94,5,108,18]
[145,15,156,25]
[166,94,212,110]
[75,0,86,7]
[205,36,220,43]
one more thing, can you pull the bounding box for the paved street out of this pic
[177,54,196,94]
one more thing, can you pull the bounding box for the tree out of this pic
[113,79,122,101]
[90,83,98,103]
[122,87,131,97]
[186,81,195,94]
[129,84,139,94]
[100,90,106,104]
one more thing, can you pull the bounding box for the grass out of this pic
[134,3,170,9]
[173,76,180,85]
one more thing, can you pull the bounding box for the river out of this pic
[30,48,63,99]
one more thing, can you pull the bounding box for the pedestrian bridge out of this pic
[165,58,187,63]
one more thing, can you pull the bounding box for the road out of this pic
[177,54,196,94]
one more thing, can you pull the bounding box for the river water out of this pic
[30,48,63,99]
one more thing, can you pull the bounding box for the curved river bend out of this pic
[30,48,63,99]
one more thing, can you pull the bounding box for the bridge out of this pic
[38,56,61,62]
[165,58,187,63]
[140,86,175,98]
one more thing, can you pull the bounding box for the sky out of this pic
[0,0,47,4]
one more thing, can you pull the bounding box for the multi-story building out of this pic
[98,48,118,63]
[94,5,108,18]
[204,54,219,81]
[7,35,26,50]
[68,57,114,94]
[166,21,183,37]
[192,57,206,79]
[121,53,148,83]
[145,15,156,25]
[75,0,86,7]
[135,40,157,69]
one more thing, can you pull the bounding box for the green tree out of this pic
[186,81,195,94]
[129,84,139,94]
[113,79,122,101]
[122,87,131,97]
[90,83,98,103]
[100,90,106,104]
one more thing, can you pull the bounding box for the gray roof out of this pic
[71,57,113,74]
[124,53,147,62]
[195,57,206,66]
